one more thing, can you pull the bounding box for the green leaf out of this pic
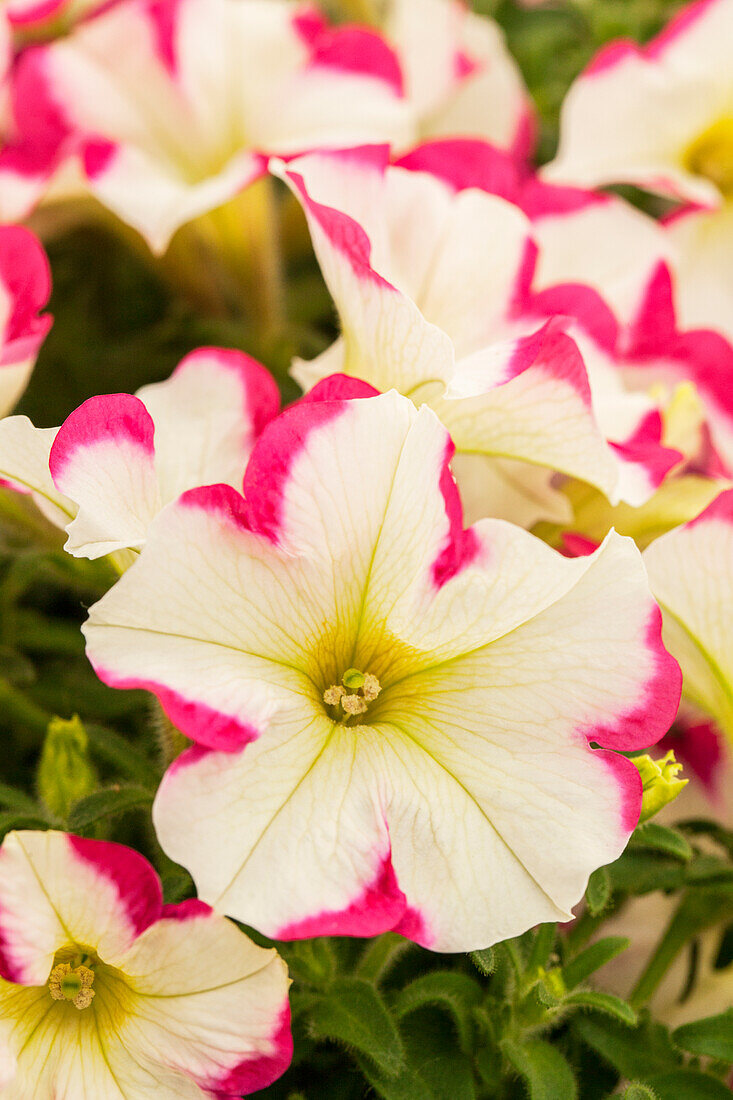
[528,923,557,971]
[673,1009,733,1062]
[644,1071,733,1100]
[503,1038,577,1100]
[395,971,483,1054]
[85,723,157,787]
[0,811,52,841]
[0,781,40,813]
[586,866,612,915]
[623,1086,658,1100]
[631,823,693,862]
[607,849,685,895]
[573,1015,679,1079]
[470,947,497,976]
[562,937,629,989]
[563,991,637,1025]
[66,786,153,831]
[354,1057,433,1100]
[308,978,405,1077]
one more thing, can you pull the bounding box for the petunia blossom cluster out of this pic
[0,0,732,1094]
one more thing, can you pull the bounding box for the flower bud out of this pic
[633,750,687,824]
[37,715,98,820]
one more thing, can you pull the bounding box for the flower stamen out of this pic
[323,669,381,721]
[48,961,96,1010]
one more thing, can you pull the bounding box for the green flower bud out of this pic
[38,715,98,820]
[633,751,688,824]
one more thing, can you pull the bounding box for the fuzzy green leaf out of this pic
[631,823,693,862]
[623,1086,658,1100]
[586,866,612,915]
[573,1015,679,1079]
[308,978,405,1077]
[470,947,497,976]
[503,1038,577,1100]
[0,782,40,814]
[395,971,483,1054]
[563,991,637,1025]
[66,785,153,831]
[673,1009,733,1062]
[644,1071,733,1100]
[562,937,629,990]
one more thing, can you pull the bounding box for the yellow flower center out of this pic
[48,958,96,1011]
[685,117,733,197]
[323,668,382,722]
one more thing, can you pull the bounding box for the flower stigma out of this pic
[323,669,381,721]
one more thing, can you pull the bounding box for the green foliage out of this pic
[308,978,406,1076]
[503,1038,578,1100]
[672,1010,733,1063]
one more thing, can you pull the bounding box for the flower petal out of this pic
[0,831,162,985]
[644,488,733,741]
[49,393,160,558]
[116,902,291,1097]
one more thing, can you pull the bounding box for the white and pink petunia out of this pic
[83,386,681,953]
[545,0,733,205]
[644,489,733,745]
[12,0,411,252]
[275,143,683,522]
[383,0,534,157]
[0,225,52,417]
[545,0,733,339]
[0,345,279,558]
[0,830,291,1098]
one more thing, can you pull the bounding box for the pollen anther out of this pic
[323,669,381,720]
[48,962,96,1010]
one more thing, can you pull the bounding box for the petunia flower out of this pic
[83,386,680,952]
[274,144,682,522]
[0,224,52,417]
[383,0,534,157]
[396,140,733,499]
[544,0,733,339]
[0,345,279,558]
[0,830,291,1098]
[644,488,733,745]
[14,0,411,253]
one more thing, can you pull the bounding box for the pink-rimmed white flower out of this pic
[14,0,411,252]
[0,829,291,1098]
[0,345,279,557]
[544,0,733,340]
[83,385,680,952]
[384,0,534,158]
[644,489,733,746]
[0,224,52,417]
[545,0,733,206]
[274,143,682,519]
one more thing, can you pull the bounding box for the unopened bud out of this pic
[634,751,687,823]
[38,715,97,820]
